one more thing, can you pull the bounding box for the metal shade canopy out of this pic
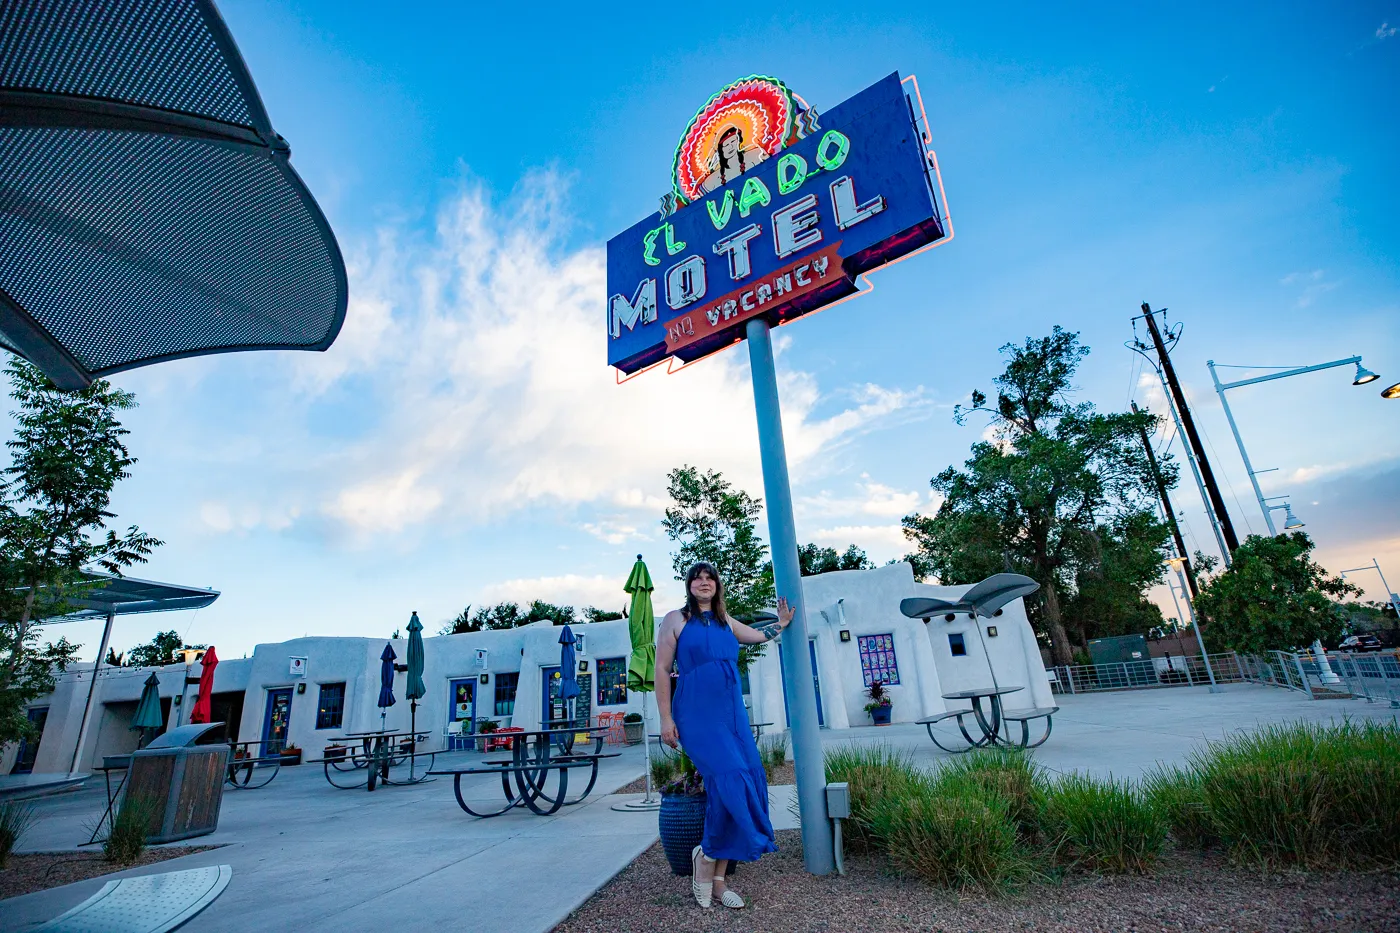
[0,0,348,390]
[58,572,220,620]
[900,573,1041,620]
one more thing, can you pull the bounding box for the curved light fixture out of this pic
[1382,381,1400,400]
[1282,504,1305,530]
[1353,363,1380,385]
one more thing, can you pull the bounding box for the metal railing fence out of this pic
[1303,649,1400,706]
[1052,652,1243,694]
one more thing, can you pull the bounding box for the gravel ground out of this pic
[552,829,1400,933]
[0,847,214,901]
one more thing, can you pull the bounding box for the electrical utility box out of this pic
[1087,634,1156,687]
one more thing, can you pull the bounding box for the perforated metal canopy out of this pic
[0,0,347,390]
[59,571,220,620]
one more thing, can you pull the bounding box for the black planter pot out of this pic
[870,705,892,726]
[658,793,737,876]
[659,792,707,875]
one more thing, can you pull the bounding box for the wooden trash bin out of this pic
[122,723,230,843]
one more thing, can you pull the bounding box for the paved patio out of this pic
[7,685,1398,931]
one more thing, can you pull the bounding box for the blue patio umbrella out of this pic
[558,624,580,703]
[377,642,397,720]
[405,613,426,779]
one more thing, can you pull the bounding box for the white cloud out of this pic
[1378,22,1397,39]
[800,475,938,521]
[1279,268,1338,308]
[166,174,921,544]
[808,524,911,561]
[479,572,684,614]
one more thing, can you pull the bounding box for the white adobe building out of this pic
[6,563,1052,776]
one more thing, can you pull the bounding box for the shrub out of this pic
[1142,765,1215,849]
[623,712,643,724]
[1192,719,1400,868]
[1041,772,1166,873]
[872,780,1024,889]
[0,800,35,868]
[104,794,156,865]
[759,733,788,781]
[651,747,703,796]
[824,744,929,854]
[935,749,1045,838]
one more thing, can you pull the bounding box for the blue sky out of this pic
[31,2,1400,658]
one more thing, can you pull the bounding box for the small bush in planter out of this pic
[475,718,500,734]
[279,745,302,765]
[864,680,893,724]
[622,712,644,744]
[323,744,348,761]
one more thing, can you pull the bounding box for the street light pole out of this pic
[1341,559,1400,621]
[1168,560,1223,692]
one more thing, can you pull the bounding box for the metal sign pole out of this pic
[745,318,835,875]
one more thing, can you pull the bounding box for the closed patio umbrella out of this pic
[377,642,397,731]
[131,671,164,747]
[189,646,218,724]
[613,556,661,812]
[558,625,580,703]
[405,613,426,779]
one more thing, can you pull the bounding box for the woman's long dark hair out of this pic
[683,561,729,625]
[717,127,742,186]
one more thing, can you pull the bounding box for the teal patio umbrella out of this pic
[131,672,163,747]
[405,612,426,779]
[613,556,660,812]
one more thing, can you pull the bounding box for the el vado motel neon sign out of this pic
[606,72,953,378]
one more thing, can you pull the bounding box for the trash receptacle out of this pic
[121,722,229,843]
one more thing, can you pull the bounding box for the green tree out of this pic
[1194,532,1358,654]
[1060,511,1169,642]
[441,599,577,634]
[0,361,160,744]
[901,328,1169,665]
[797,543,873,576]
[127,631,185,668]
[583,606,625,623]
[662,466,772,617]
[523,599,576,626]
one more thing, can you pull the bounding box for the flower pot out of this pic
[659,792,707,874]
[280,749,302,765]
[870,705,892,726]
[323,747,347,761]
[623,721,644,745]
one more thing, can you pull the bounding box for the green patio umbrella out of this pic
[613,556,660,812]
[131,672,163,747]
[405,612,426,779]
[625,556,655,693]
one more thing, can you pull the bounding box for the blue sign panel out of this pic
[606,72,945,374]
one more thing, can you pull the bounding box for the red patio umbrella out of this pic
[189,645,219,724]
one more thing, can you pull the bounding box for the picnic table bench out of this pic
[919,687,1058,752]
[224,740,281,789]
[310,729,438,791]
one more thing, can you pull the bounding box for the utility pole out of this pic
[1132,402,1198,599]
[1138,303,1239,555]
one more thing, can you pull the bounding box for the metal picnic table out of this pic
[428,726,618,818]
[224,739,282,790]
[918,686,1059,752]
[310,729,437,791]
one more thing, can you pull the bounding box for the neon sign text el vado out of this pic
[606,72,949,375]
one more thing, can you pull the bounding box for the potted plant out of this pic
[654,749,738,878]
[623,712,644,745]
[864,680,893,726]
[279,744,303,765]
[322,743,347,761]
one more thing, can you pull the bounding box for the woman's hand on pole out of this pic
[776,596,795,629]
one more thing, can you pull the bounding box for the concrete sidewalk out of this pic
[8,685,1397,931]
[8,745,658,933]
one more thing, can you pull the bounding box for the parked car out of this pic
[1338,634,1384,652]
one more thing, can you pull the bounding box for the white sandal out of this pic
[717,888,745,910]
[690,845,713,908]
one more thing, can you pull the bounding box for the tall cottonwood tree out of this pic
[901,328,1169,665]
[0,361,160,743]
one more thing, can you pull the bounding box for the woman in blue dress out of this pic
[656,561,794,910]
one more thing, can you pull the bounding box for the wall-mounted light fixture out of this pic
[578,660,589,673]
[296,682,307,694]
[839,630,851,642]
[986,626,998,638]
[479,673,489,685]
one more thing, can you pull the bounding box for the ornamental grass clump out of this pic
[104,794,156,865]
[1142,765,1215,850]
[935,749,1045,839]
[759,733,788,782]
[0,800,35,868]
[824,744,928,854]
[1041,772,1166,873]
[1192,719,1400,868]
[871,780,1025,889]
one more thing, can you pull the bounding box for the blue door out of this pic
[541,666,566,725]
[10,707,48,774]
[262,688,293,754]
[778,640,825,728]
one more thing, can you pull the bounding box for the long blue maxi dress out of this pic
[673,611,778,862]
